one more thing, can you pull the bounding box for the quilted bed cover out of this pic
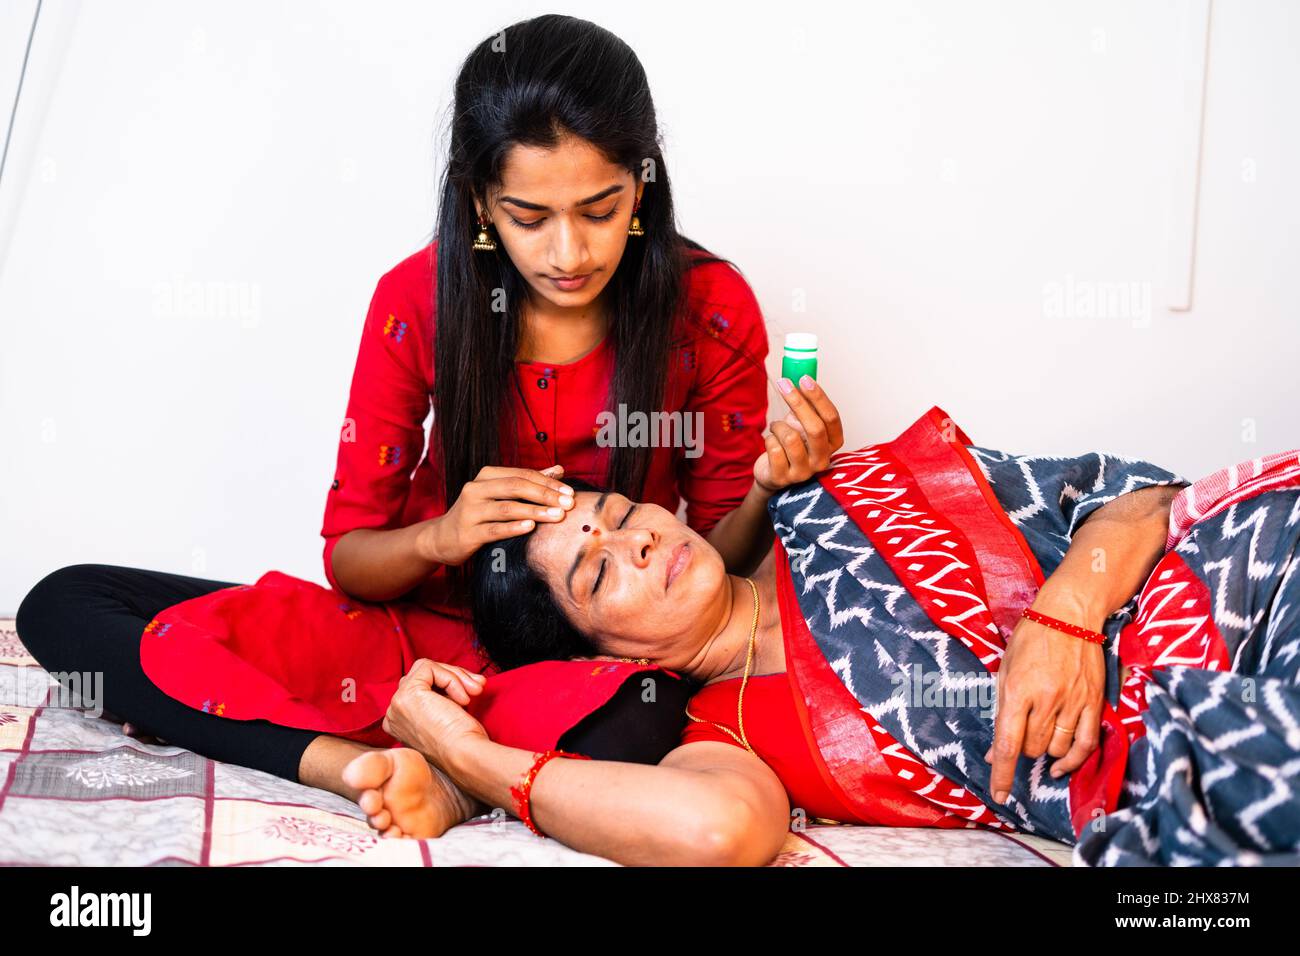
[0,618,1071,867]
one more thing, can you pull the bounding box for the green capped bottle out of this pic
[781,332,818,383]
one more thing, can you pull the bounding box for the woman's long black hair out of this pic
[469,477,706,699]
[433,14,737,595]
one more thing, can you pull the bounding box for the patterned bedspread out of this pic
[0,618,1070,867]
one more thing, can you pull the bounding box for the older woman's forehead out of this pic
[557,489,605,521]
[531,492,601,546]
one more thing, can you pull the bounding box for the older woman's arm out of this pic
[379,661,791,864]
[444,737,791,866]
[987,483,1183,803]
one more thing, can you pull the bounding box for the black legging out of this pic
[15,564,319,780]
[14,564,693,785]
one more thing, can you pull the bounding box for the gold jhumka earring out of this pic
[473,211,497,252]
[627,195,644,237]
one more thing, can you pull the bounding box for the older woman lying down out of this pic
[344,383,1300,867]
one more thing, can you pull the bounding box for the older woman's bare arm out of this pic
[444,736,791,866]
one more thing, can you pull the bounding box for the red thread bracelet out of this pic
[1021,607,1106,644]
[509,749,591,837]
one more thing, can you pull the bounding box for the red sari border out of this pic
[775,537,957,827]
[788,406,1131,837]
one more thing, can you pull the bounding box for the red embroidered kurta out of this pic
[320,239,771,611]
[139,240,771,747]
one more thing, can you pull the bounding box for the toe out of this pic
[343,749,394,792]
[358,788,384,816]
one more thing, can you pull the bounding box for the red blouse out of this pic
[680,675,968,828]
[681,674,868,823]
[678,543,957,828]
[319,239,771,610]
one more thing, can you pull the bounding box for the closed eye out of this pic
[591,503,638,596]
[509,207,619,231]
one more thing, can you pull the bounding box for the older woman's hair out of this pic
[469,477,607,670]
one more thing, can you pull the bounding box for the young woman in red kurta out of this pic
[16,14,815,820]
[318,235,773,619]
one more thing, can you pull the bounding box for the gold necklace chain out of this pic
[683,577,760,755]
[678,578,848,828]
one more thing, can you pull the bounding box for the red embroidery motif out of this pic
[382,313,408,343]
[143,619,172,638]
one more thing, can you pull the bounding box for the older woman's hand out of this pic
[985,594,1106,805]
[754,375,845,494]
[983,484,1180,806]
[382,659,491,767]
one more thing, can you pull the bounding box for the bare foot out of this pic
[342,747,475,839]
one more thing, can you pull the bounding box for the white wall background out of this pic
[1,0,1297,613]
